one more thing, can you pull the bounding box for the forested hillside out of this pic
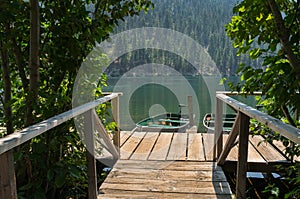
[109,0,262,76]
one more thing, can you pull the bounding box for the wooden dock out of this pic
[98,130,293,198]
[1,92,299,199]
[99,131,232,198]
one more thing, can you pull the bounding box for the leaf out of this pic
[238,6,246,13]
[69,165,81,179]
[55,172,66,188]
[249,48,261,59]
[47,170,54,181]
[256,13,263,22]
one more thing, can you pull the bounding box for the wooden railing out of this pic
[0,92,122,199]
[214,92,300,199]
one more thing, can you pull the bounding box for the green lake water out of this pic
[104,76,256,132]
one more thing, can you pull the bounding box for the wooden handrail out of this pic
[214,92,300,199]
[0,93,121,155]
[216,93,300,145]
[0,92,122,199]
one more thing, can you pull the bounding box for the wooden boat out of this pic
[203,113,236,133]
[136,112,190,132]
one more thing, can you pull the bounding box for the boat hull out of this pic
[203,113,236,133]
[136,113,190,132]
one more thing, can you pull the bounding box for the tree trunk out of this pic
[267,0,300,82]
[0,41,14,135]
[0,40,17,199]
[27,0,40,126]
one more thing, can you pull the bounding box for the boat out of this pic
[136,105,190,132]
[203,113,236,133]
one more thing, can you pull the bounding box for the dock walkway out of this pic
[98,130,291,198]
[99,131,232,198]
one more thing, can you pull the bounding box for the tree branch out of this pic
[12,38,29,92]
[267,0,300,82]
[281,105,297,127]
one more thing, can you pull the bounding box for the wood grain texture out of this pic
[166,133,187,160]
[217,93,300,145]
[130,132,159,160]
[98,191,233,199]
[148,133,173,160]
[120,132,146,160]
[99,160,232,198]
[249,136,288,163]
[188,133,205,161]
[0,93,121,155]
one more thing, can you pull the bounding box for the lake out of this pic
[104,75,256,132]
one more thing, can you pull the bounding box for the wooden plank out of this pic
[215,97,223,159]
[202,133,216,161]
[222,135,266,163]
[0,93,121,155]
[236,113,249,199]
[85,110,98,199]
[0,150,17,199]
[167,133,187,160]
[120,132,146,159]
[120,131,133,146]
[98,191,233,199]
[217,93,300,145]
[148,133,173,160]
[114,160,223,171]
[100,161,232,196]
[101,179,231,195]
[106,168,227,182]
[271,139,300,161]
[187,133,205,161]
[249,136,288,163]
[111,95,120,151]
[99,160,232,198]
[130,133,159,160]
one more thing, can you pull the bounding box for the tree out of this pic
[225,0,300,197]
[0,0,153,198]
[225,0,300,123]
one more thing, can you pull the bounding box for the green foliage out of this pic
[262,183,280,199]
[0,0,153,198]
[226,0,300,197]
[225,0,300,113]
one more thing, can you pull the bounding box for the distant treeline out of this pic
[108,0,262,76]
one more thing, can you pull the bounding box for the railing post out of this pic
[0,150,17,199]
[111,94,120,153]
[188,96,194,126]
[85,110,97,199]
[214,96,223,160]
[236,112,250,199]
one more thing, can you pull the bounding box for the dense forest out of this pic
[106,0,262,76]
